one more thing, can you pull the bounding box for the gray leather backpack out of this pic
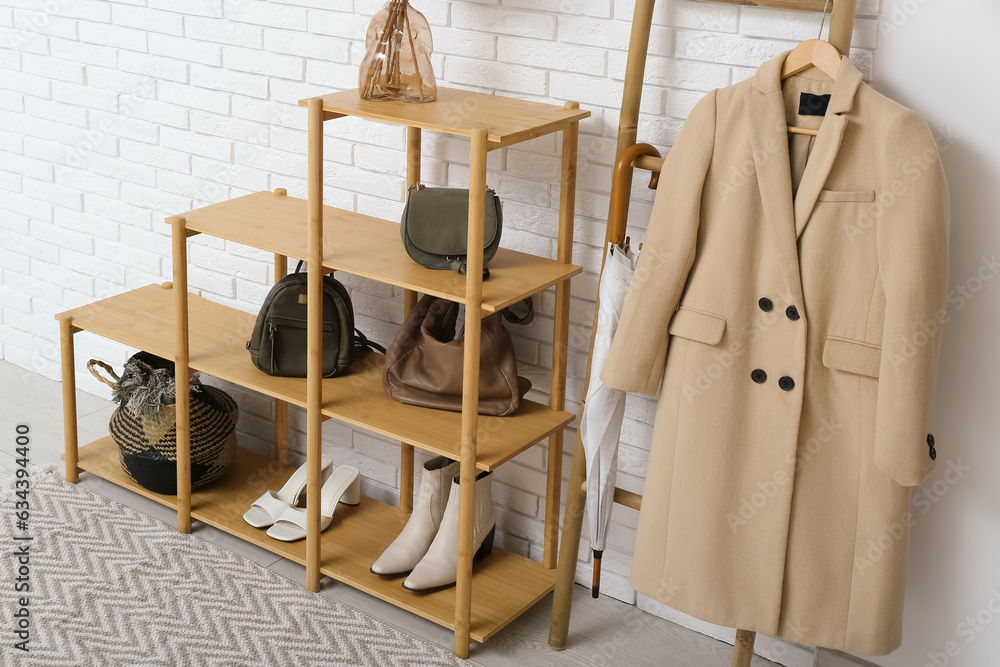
[400,184,502,277]
[246,261,381,378]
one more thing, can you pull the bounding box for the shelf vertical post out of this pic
[273,189,290,465]
[168,214,193,535]
[732,629,756,667]
[400,125,422,514]
[454,126,489,659]
[609,0,655,237]
[828,0,857,55]
[545,104,580,570]
[306,98,325,592]
[57,315,79,483]
[552,0,651,647]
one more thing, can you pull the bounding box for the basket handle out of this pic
[87,359,120,388]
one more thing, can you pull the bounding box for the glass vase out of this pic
[358,0,437,103]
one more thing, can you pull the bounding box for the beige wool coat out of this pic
[601,52,949,655]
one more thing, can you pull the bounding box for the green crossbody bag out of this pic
[400,184,503,277]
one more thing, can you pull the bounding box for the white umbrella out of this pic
[580,240,638,597]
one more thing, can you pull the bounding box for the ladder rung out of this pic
[579,480,643,511]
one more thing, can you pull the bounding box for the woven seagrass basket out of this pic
[88,352,238,495]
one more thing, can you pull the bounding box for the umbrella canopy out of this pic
[580,241,638,591]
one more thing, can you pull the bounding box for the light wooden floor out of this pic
[0,359,783,667]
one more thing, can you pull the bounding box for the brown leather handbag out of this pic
[383,294,532,416]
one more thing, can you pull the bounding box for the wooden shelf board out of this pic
[74,436,555,643]
[176,191,581,315]
[704,0,829,11]
[58,284,574,472]
[299,88,590,149]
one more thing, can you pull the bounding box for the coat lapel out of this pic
[793,58,863,238]
[748,54,803,305]
[746,53,866,294]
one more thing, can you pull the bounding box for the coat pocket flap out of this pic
[818,189,876,203]
[667,308,726,346]
[823,337,882,378]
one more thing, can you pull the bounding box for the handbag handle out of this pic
[501,297,534,325]
[290,261,388,358]
[354,329,387,355]
[87,359,120,388]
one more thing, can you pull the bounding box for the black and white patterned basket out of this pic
[88,352,238,495]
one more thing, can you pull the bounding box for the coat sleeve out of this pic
[873,110,950,487]
[600,89,717,396]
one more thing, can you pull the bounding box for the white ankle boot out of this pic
[370,456,461,577]
[402,471,496,592]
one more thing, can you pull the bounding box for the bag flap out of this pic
[822,336,881,378]
[403,188,499,256]
[667,307,726,345]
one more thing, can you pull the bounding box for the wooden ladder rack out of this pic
[547,1,858,665]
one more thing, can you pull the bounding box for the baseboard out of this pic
[814,648,880,667]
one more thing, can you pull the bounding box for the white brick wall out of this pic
[0,0,880,658]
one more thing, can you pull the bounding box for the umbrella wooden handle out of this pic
[610,143,662,246]
[591,550,603,598]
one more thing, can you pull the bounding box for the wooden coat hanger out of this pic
[782,0,842,137]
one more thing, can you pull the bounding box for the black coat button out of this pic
[929,446,937,461]
[778,376,795,391]
[751,369,767,384]
[786,305,800,321]
[758,297,773,312]
[927,433,935,447]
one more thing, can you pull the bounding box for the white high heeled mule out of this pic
[243,455,334,528]
[266,465,361,542]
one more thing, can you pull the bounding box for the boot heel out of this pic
[474,524,496,562]
[340,474,361,506]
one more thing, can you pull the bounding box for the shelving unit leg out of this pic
[732,630,756,667]
[305,98,325,592]
[545,106,580,569]
[400,125,422,514]
[272,234,289,465]
[274,396,289,465]
[454,127,489,659]
[168,215,193,534]
[548,431,588,648]
[274,232,288,465]
[57,315,79,484]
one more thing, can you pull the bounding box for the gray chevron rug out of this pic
[0,468,464,667]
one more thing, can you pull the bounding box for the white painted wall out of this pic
[868,2,1000,666]
[22,2,1000,666]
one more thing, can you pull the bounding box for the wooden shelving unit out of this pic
[57,85,588,658]
[75,436,555,642]
[177,190,581,314]
[59,284,573,471]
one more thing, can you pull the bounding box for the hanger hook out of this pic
[818,0,832,40]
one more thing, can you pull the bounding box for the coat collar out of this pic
[747,52,864,300]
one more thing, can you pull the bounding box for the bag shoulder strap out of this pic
[354,329,386,355]
[501,297,534,325]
